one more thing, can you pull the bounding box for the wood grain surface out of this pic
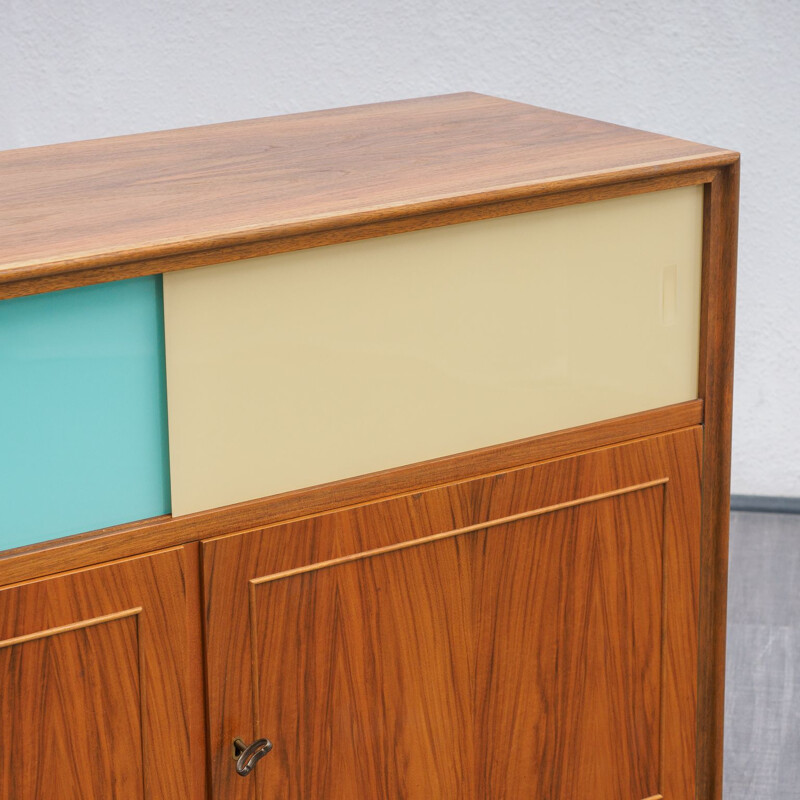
[0,400,702,586]
[0,92,735,296]
[202,427,702,799]
[0,170,714,301]
[0,547,198,799]
[696,160,740,800]
[0,613,144,799]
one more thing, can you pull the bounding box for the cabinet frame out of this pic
[0,93,739,800]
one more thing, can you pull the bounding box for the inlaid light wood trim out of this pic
[0,607,142,649]
[250,479,668,586]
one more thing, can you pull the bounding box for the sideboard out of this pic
[0,93,739,799]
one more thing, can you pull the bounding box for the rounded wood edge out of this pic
[0,165,726,299]
[0,400,702,586]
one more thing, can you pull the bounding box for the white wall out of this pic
[2,0,798,496]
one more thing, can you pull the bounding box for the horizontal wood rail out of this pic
[0,400,702,585]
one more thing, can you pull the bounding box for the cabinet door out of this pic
[0,547,196,799]
[203,428,701,799]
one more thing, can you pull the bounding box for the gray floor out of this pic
[724,510,800,799]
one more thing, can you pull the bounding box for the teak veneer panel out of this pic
[0,613,144,799]
[0,547,198,799]
[0,92,736,295]
[202,427,701,799]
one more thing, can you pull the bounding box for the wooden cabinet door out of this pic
[203,428,701,799]
[0,546,198,800]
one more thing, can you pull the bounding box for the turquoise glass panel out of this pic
[0,276,171,551]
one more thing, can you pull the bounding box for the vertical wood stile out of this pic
[696,160,740,800]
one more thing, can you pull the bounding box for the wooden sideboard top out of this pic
[0,92,737,297]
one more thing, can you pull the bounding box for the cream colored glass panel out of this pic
[163,185,703,516]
